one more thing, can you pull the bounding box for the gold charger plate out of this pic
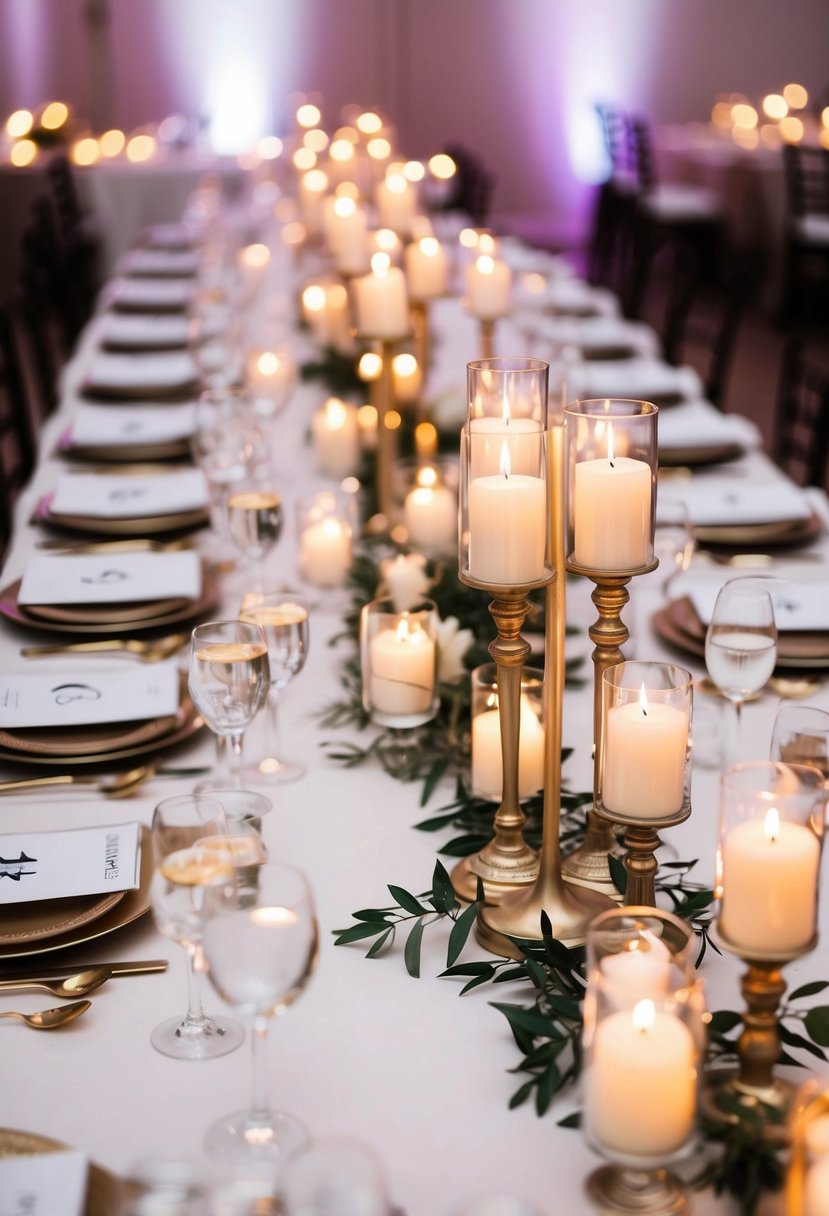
[35,492,209,537]
[0,889,125,946]
[660,442,744,468]
[0,1128,122,1216]
[0,825,152,961]
[653,597,829,669]
[582,344,637,362]
[0,708,203,769]
[24,593,190,626]
[81,379,200,403]
[62,438,192,463]
[693,509,823,549]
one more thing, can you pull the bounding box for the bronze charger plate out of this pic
[653,596,829,669]
[23,593,191,627]
[659,442,745,468]
[0,709,203,769]
[81,377,200,403]
[0,889,125,946]
[0,1128,122,1215]
[62,437,192,462]
[34,490,209,536]
[693,509,824,550]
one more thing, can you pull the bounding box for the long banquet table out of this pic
[2,220,828,1216]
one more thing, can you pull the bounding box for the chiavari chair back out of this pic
[773,336,829,489]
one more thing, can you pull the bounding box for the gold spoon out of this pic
[0,966,111,999]
[21,633,189,662]
[0,765,153,798]
[0,1001,92,1029]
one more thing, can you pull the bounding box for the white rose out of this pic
[435,615,475,684]
[380,553,431,611]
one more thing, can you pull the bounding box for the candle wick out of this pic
[609,459,615,469]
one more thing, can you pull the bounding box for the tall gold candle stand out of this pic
[354,335,409,523]
[410,300,431,381]
[703,761,826,1137]
[480,318,495,360]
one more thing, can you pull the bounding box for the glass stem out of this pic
[227,731,244,787]
[213,734,231,782]
[182,944,207,1029]
[249,1014,272,1123]
[265,689,282,765]
[727,698,743,766]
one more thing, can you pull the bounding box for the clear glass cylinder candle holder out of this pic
[564,399,658,573]
[787,1079,829,1216]
[470,663,544,802]
[360,596,439,728]
[460,357,550,588]
[393,457,459,557]
[295,489,358,589]
[716,760,827,960]
[585,906,698,1013]
[599,661,692,823]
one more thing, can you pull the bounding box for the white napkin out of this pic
[142,221,197,248]
[108,277,194,310]
[0,1149,88,1216]
[121,247,200,277]
[0,822,141,904]
[670,479,812,526]
[687,577,829,631]
[66,401,197,447]
[538,315,659,358]
[658,400,761,449]
[100,311,192,349]
[547,279,619,317]
[49,468,209,518]
[19,551,202,605]
[84,351,198,393]
[0,660,180,728]
[572,359,702,402]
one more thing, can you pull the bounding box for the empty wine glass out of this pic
[149,794,244,1060]
[201,861,318,1169]
[770,704,829,780]
[239,590,310,783]
[188,619,270,791]
[226,488,284,588]
[653,497,695,597]
[705,578,778,764]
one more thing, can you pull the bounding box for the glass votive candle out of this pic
[564,399,657,574]
[471,663,544,802]
[244,344,296,422]
[788,1079,829,1216]
[295,489,357,589]
[360,596,438,728]
[585,906,698,1011]
[206,789,273,838]
[311,397,361,479]
[716,760,827,960]
[599,661,692,823]
[400,459,458,557]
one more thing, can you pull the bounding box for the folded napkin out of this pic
[107,277,194,310]
[686,576,829,632]
[83,350,199,394]
[66,401,197,447]
[19,551,202,606]
[49,468,209,518]
[0,822,141,904]
[142,221,197,249]
[547,279,619,317]
[571,358,702,402]
[100,311,191,350]
[657,400,761,449]
[120,247,201,277]
[0,660,180,729]
[0,1148,88,1216]
[537,315,659,358]
[669,479,811,527]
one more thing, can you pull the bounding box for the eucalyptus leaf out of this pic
[447,899,481,967]
[404,917,425,978]
[804,1006,829,1046]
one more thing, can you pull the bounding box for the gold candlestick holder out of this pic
[354,332,411,524]
[595,802,691,908]
[480,318,495,360]
[410,300,431,381]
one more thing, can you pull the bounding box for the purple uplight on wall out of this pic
[1,0,51,107]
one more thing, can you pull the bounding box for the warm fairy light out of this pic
[476,254,495,276]
[415,421,438,458]
[126,134,156,162]
[478,232,496,256]
[404,160,425,182]
[632,999,656,1033]
[336,181,360,201]
[420,236,440,258]
[333,195,356,218]
[358,403,378,430]
[783,83,808,109]
[356,111,383,135]
[428,153,456,179]
[302,284,326,313]
[329,138,355,163]
[367,137,391,161]
[257,351,281,376]
[328,283,347,309]
[759,124,782,149]
[371,251,391,276]
[358,352,383,381]
[762,94,788,120]
[374,228,399,253]
[385,409,402,430]
[780,115,805,143]
[521,271,547,296]
[711,101,733,130]
[385,173,407,195]
[822,107,829,128]
[71,137,100,166]
[304,128,329,153]
[257,135,283,159]
[333,125,359,144]
[6,109,33,138]
[281,220,306,248]
[303,167,328,194]
[732,127,759,150]
[40,101,69,130]
[99,128,125,157]
[10,139,36,166]
[458,227,479,248]
[296,103,321,128]
[731,103,758,130]
[393,353,418,379]
[240,243,270,269]
[294,147,317,171]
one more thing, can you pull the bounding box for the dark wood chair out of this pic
[46,154,101,325]
[772,337,829,488]
[779,143,829,326]
[662,258,747,408]
[587,103,639,288]
[0,301,39,564]
[440,144,497,226]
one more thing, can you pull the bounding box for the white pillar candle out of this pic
[392,353,422,404]
[328,196,369,275]
[603,686,688,819]
[405,475,457,555]
[573,428,652,570]
[353,253,409,338]
[405,236,448,301]
[298,517,352,588]
[720,808,821,954]
[312,398,360,479]
[298,168,329,234]
[369,618,435,716]
[468,254,511,320]
[586,999,697,1158]
[245,349,296,417]
[472,696,545,800]
[375,173,417,235]
[468,443,546,585]
[806,1156,829,1216]
[598,935,673,1004]
[469,417,541,479]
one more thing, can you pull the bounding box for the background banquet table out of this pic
[1,233,828,1216]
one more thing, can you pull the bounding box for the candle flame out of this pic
[324,398,348,428]
[420,236,439,257]
[476,254,495,276]
[607,421,616,467]
[257,351,280,375]
[638,682,649,718]
[499,439,511,480]
[417,465,438,488]
[764,807,781,843]
[333,195,356,217]
[632,999,655,1033]
[371,251,391,277]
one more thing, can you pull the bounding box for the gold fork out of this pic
[20,633,189,662]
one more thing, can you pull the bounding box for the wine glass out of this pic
[191,387,261,572]
[188,619,270,791]
[226,488,284,589]
[149,794,244,1060]
[239,590,310,784]
[200,861,318,1168]
[653,497,695,597]
[770,704,829,780]
[280,1138,391,1216]
[704,578,778,764]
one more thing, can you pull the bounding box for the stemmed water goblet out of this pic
[239,590,310,783]
[191,386,261,571]
[149,794,244,1060]
[200,861,318,1168]
[226,488,284,590]
[770,703,829,779]
[704,577,778,764]
[653,496,695,598]
[188,619,270,792]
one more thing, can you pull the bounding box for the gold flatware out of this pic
[35,538,196,554]
[769,675,824,700]
[0,966,111,999]
[21,633,188,662]
[0,764,153,798]
[0,959,168,981]
[0,1000,91,1029]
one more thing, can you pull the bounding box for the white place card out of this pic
[0,822,141,904]
[0,1148,88,1216]
[108,277,194,310]
[688,579,829,632]
[18,551,202,606]
[673,479,812,527]
[49,468,209,518]
[84,350,199,393]
[100,312,192,349]
[66,401,197,447]
[0,660,180,729]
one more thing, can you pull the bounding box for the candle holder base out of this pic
[561,810,624,899]
[699,1071,795,1147]
[450,851,538,906]
[474,876,613,958]
[586,1164,687,1214]
[593,800,691,909]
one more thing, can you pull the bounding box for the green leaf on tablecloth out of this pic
[334,921,389,946]
[447,898,480,967]
[430,860,457,914]
[778,1022,827,1062]
[366,927,395,958]
[557,1111,581,1129]
[607,853,627,895]
[404,917,425,978]
[804,1006,829,1046]
[791,979,829,1000]
[388,885,429,916]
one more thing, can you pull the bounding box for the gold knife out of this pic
[0,959,168,981]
